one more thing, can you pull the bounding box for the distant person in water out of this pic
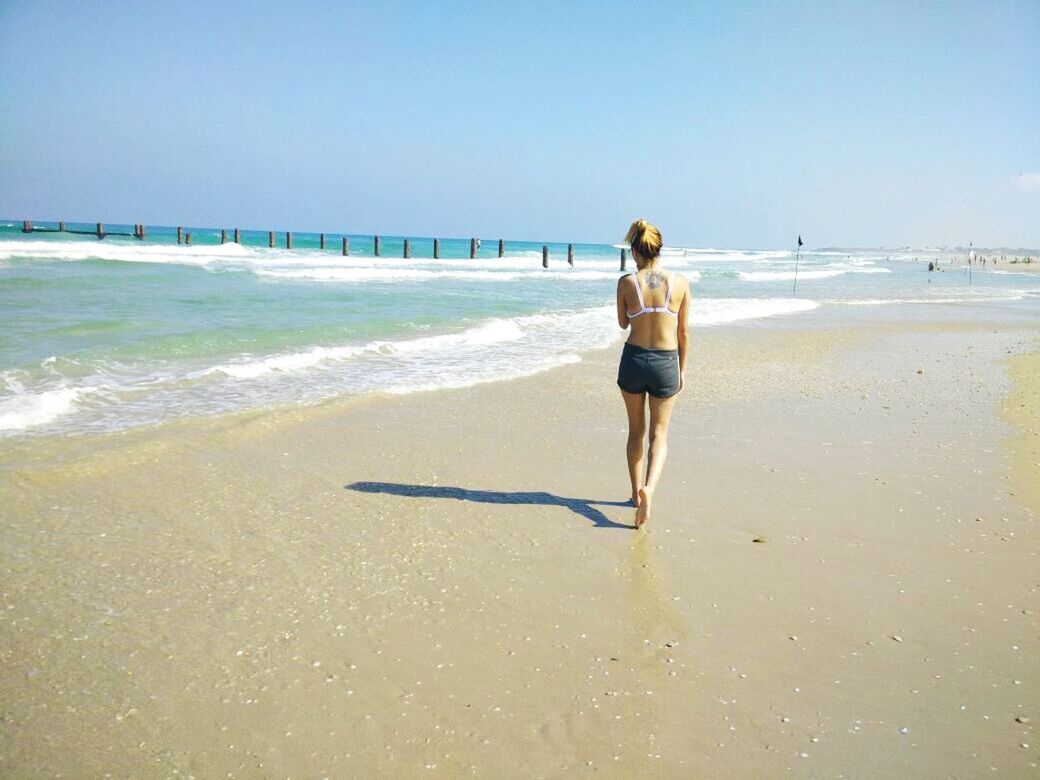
[616,219,690,528]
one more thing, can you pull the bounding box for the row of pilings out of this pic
[20,220,629,269]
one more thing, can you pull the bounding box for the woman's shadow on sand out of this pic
[345,482,634,530]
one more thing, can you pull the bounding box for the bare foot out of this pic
[630,492,639,508]
[635,487,652,529]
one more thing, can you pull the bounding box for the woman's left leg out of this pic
[620,390,647,506]
[636,393,677,528]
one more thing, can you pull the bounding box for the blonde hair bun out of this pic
[625,219,662,263]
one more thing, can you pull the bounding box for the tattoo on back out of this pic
[645,270,664,289]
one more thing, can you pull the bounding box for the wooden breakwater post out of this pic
[374,236,381,256]
[620,248,627,271]
[542,245,549,269]
[268,231,275,248]
[220,229,227,244]
[342,237,350,256]
[59,221,65,232]
[403,239,411,258]
[96,222,105,239]
[22,219,32,233]
[285,231,293,249]
[498,238,505,258]
[185,232,193,246]
[433,238,440,259]
[234,228,241,243]
[470,238,477,259]
[177,226,183,244]
[320,233,327,250]
[567,243,574,267]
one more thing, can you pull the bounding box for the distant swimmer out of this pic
[616,219,691,529]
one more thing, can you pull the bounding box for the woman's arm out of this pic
[677,277,690,391]
[616,277,630,329]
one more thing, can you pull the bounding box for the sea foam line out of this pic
[739,267,891,282]
[690,298,819,324]
[255,268,628,283]
[0,386,97,431]
[199,317,532,379]
[825,293,1030,306]
[0,238,775,277]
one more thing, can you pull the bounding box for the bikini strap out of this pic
[663,273,674,309]
[630,273,645,310]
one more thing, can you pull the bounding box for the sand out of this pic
[1,313,1037,777]
[1004,350,1040,526]
[999,262,1040,274]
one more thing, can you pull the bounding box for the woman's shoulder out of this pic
[666,269,689,283]
[667,270,692,296]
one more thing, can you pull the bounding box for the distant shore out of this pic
[1,305,1037,777]
[928,250,1040,273]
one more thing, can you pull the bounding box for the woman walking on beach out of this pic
[616,219,690,528]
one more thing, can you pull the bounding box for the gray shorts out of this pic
[617,343,680,398]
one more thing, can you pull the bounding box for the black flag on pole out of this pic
[793,235,803,294]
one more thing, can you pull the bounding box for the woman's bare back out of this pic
[618,268,689,350]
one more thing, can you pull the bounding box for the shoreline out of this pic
[2,296,1037,453]
[1,314,1037,776]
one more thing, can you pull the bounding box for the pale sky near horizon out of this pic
[1,1,1037,249]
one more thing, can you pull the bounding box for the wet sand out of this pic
[1,315,1037,777]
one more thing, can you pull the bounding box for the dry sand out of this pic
[1,317,1037,778]
[1001,263,1040,274]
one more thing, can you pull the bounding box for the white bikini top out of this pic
[626,272,678,319]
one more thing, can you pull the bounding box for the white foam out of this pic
[0,386,94,431]
[0,238,844,289]
[739,266,891,282]
[385,354,584,395]
[0,238,250,267]
[202,318,528,380]
[255,267,625,283]
[0,239,648,281]
[691,298,819,324]
[675,248,794,263]
[200,345,365,379]
[389,318,526,352]
[828,293,1029,306]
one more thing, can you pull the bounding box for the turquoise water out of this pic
[2,222,1038,437]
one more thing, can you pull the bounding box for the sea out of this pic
[2,222,1038,438]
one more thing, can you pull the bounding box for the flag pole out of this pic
[792,235,803,295]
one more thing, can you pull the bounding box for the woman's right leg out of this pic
[636,393,678,528]
[620,390,647,507]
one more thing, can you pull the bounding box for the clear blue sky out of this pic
[1,1,1037,248]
